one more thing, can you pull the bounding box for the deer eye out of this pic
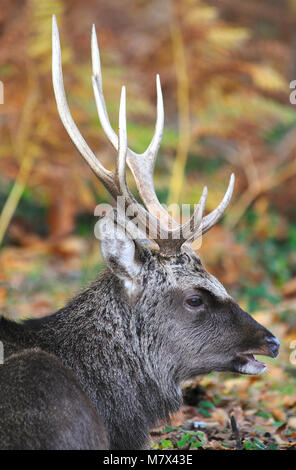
[185,296,203,308]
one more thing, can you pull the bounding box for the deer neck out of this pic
[0,269,182,449]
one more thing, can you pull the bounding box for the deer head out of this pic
[51,15,279,384]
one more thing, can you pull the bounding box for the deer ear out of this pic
[97,216,142,283]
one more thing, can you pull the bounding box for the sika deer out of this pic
[0,16,279,450]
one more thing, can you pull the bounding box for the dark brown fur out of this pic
[0,244,279,449]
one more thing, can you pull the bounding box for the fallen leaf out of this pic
[287,416,296,429]
[271,408,286,422]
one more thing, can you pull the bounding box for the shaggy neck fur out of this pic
[0,269,182,449]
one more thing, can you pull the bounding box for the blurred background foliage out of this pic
[0,0,295,449]
[1,0,296,311]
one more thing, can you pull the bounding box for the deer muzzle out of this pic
[234,334,280,375]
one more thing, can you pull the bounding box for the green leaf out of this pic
[159,439,174,449]
[197,400,215,417]
[244,438,266,450]
[176,431,205,449]
[161,426,176,433]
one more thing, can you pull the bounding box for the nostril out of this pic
[266,336,280,357]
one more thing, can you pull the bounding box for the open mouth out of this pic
[234,353,267,375]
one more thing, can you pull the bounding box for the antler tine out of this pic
[201,173,235,235]
[117,86,164,241]
[52,16,117,198]
[181,186,208,240]
[116,87,134,206]
[144,74,164,166]
[117,86,127,187]
[91,25,177,228]
[91,25,117,148]
[185,173,235,244]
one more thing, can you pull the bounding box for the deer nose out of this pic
[266,336,280,358]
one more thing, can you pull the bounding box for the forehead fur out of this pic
[142,246,230,301]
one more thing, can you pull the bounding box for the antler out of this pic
[91,26,176,229]
[52,15,235,255]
